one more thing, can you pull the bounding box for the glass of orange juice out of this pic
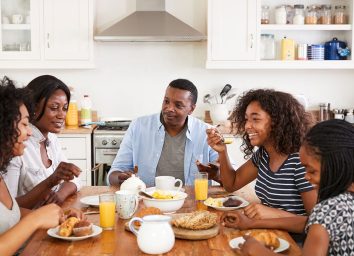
[99,193,116,230]
[194,172,208,201]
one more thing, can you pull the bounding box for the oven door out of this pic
[94,148,118,165]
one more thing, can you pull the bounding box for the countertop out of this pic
[59,125,95,134]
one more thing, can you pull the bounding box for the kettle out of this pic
[324,38,350,60]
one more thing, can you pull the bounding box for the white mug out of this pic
[129,215,175,254]
[12,14,23,24]
[334,113,345,120]
[155,176,183,191]
[115,190,139,219]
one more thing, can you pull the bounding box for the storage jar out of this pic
[281,37,295,60]
[275,5,287,24]
[293,4,305,25]
[320,5,332,24]
[261,5,270,24]
[260,34,275,60]
[305,5,319,24]
[334,5,348,24]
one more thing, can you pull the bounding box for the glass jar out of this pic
[320,5,332,24]
[293,4,305,25]
[334,5,348,24]
[275,5,287,24]
[305,5,318,24]
[260,34,275,60]
[261,5,270,24]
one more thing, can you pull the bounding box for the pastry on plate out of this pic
[58,217,80,237]
[73,220,93,237]
[249,230,280,250]
[172,210,218,230]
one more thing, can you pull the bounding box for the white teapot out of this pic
[129,215,175,254]
[120,174,146,195]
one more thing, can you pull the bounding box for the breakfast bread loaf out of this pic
[172,210,218,230]
[73,220,93,237]
[249,230,280,250]
[59,217,80,237]
[135,207,162,227]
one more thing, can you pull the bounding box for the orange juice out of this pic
[99,201,116,229]
[194,178,208,200]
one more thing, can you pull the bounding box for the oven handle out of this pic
[96,148,119,156]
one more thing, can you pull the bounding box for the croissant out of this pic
[59,217,80,237]
[249,231,280,250]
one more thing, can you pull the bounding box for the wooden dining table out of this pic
[20,186,302,256]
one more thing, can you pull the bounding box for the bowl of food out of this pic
[141,190,187,213]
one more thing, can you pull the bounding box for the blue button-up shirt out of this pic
[107,113,218,186]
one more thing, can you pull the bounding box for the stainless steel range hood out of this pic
[94,0,206,42]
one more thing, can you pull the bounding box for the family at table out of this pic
[0,75,353,256]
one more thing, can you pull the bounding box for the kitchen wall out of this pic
[2,0,354,120]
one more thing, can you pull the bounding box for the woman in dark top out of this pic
[207,89,317,219]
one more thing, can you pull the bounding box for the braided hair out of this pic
[0,77,32,174]
[304,119,354,202]
[229,89,312,158]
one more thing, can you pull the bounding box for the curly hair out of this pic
[0,77,33,174]
[229,89,312,158]
[303,119,354,202]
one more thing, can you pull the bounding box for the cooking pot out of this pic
[324,37,350,60]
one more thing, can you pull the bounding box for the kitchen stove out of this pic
[93,123,130,179]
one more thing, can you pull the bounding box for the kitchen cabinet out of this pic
[57,133,92,186]
[0,0,93,69]
[207,0,354,69]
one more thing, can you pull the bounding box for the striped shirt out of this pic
[252,147,313,215]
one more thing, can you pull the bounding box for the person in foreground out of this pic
[4,75,81,209]
[0,78,82,256]
[225,119,354,256]
[107,79,218,186]
[206,89,317,219]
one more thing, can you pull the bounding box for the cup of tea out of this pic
[194,172,208,201]
[99,193,116,230]
[155,176,183,191]
[115,190,139,219]
[12,14,23,24]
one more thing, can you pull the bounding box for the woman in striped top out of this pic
[206,89,317,219]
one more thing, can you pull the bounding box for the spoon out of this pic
[139,191,154,199]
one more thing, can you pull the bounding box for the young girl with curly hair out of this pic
[207,89,317,219]
[232,119,354,256]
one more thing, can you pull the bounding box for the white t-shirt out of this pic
[4,124,81,197]
[0,181,20,235]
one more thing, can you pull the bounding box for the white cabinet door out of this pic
[43,0,90,60]
[208,0,257,61]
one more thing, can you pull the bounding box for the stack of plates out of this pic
[310,44,325,60]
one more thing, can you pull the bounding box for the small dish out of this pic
[229,236,289,253]
[80,195,99,207]
[204,195,249,211]
[47,224,102,241]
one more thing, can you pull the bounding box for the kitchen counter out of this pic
[59,125,95,134]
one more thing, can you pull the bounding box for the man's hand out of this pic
[196,160,222,184]
[117,171,134,185]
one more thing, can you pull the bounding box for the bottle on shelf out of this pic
[261,5,270,24]
[334,5,348,24]
[305,5,319,24]
[320,5,332,24]
[281,37,295,60]
[80,95,92,125]
[260,34,275,60]
[275,5,287,24]
[65,88,79,127]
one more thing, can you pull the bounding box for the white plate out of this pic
[145,187,185,193]
[80,195,99,207]
[204,195,249,211]
[229,236,290,253]
[47,224,102,241]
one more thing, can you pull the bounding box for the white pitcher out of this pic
[129,215,175,254]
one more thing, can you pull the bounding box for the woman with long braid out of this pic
[224,119,354,256]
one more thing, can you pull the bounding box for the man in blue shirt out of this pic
[107,79,218,187]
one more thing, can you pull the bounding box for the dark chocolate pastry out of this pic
[223,198,242,207]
